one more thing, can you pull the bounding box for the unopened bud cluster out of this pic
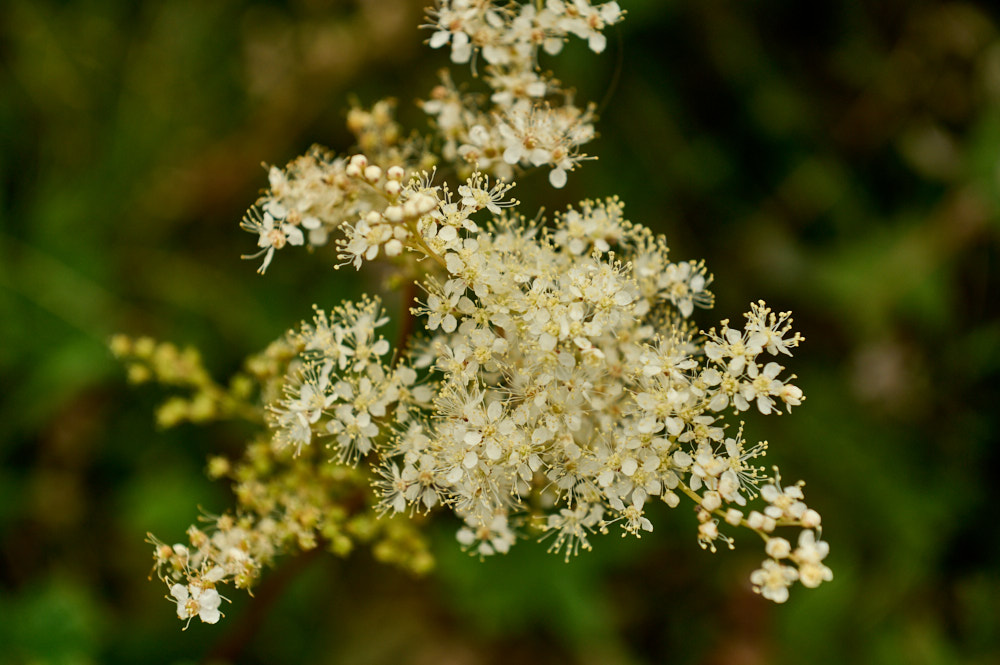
[130,0,831,627]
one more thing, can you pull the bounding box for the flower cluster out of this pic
[423,0,622,187]
[133,0,831,627]
[147,438,433,630]
[427,0,622,64]
[269,297,434,459]
[243,184,828,606]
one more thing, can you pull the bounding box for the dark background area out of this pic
[1,0,998,663]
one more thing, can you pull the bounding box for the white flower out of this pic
[741,361,785,415]
[427,11,473,63]
[791,530,833,587]
[170,582,223,625]
[458,172,517,215]
[793,529,830,564]
[456,513,516,557]
[544,503,604,559]
[761,479,807,521]
[377,463,410,514]
[750,558,799,603]
[328,402,381,462]
[240,210,304,274]
[287,368,335,426]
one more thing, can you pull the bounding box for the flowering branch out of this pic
[125,0,832,627]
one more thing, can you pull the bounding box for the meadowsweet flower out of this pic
[792,529,833,588]
[138,0,830,626]
[170,579,223,626]
[240,210,305,274]
[750,559,799,603]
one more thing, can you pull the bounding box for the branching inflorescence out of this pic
[117,0,831,627]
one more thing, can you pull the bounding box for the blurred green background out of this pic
[2,0,999,663]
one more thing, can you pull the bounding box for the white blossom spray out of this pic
[116,0,831,626]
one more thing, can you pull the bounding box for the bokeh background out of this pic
[2,0,999,663]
